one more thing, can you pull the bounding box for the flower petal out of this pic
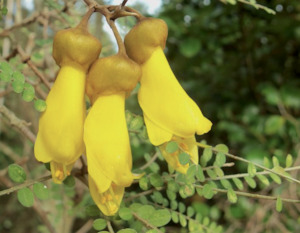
[84,93,134,188]
[89,176,124,216]
[138,47,212,139]
[144,113,172,146]
[34,65,86,165]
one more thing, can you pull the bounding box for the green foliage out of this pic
[17,188,34,207]
[93,219,107,231]
[33,183,49,200]
[8,164,26,183]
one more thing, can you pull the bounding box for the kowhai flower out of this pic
[125,18,212,173]
[34,18,102,183]
[84,54,141,216]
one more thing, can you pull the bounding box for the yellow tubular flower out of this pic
[34,14,102,183]
[85,54,141,216]
[124,18,212,173]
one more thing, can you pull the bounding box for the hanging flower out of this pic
[124,18,212,173]
[84,54,141,216]
[34,11,102,183]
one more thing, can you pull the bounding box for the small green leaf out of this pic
[201,147,213,166]
[34,99,47,112]
[85,205,100,217]
[220,179,232,189]
[214,166,224,177]
[227,188,237,203]
[272,156,280,167]
[11,71,25,93]
[0,61,12,72]
[171,211,179,223]
[22,83,35,102]
[179,213,187,227]
[136,205,155,220]
[167,180,179,192]
[63,176,75,187]
[119,207,133,221]
[187,207,195,217]
[129,116,144,130]
[12,71,25,82]
[276,196,282,212]
[17,188,34,207]
[8,164,27,183]
[256,174,270,186]
[179,152,190,165]
[170,200,177,210]
[186,164,197,183]
[152,191,164,204]
[139,176,149,191]
[264,157,271,168]
[166,141,178,153]
[286,154,293,168]
[202,184,214,199]
[149,173,164,188]
[167,190,176,201]
[244,176,256,189]
[269,173,281,184]
[214,144,229,153]
[12,80,25,93]
[247,163,257,177]
[196,165,205,182]
[93,219,107,231]
[148,209,171,227]
[33,183,49,200]
[232,178,244,190]
[206,169,217,179]
[117,229,137,233]
[178,202,186,213]
[215,152,226,167]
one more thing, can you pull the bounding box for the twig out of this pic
[132,212,163,233]
[193,183,300,203]
[17,46,51,90]
[75,219,93,233]
[0,12,41,37]
[33,201,57,233]
[121,0,128,7]
[0,104,36,143]
[203,162,235,171]
[206,166,300,181]
[197,143,300,185]
[124,188,163,203]
[106,220,115,233]
[0,175,51,196]
[139,152,159,170]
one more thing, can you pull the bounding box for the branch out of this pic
[193,183,300,203]
[132,212,163,233]
[0,175,51,196]
[139,152,159,170]
[197,143,300,185]
[17,46,51,90]
[206,166,300,181]
[0,104,36,143]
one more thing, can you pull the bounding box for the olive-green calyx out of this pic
[86,54,141,102]
[124,17,168,64]
[53,22,102,71]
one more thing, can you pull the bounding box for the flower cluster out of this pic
[34,12,212,216]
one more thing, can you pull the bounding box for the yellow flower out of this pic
[125,18,212,173]
[34,17,102,183]
[84,54,141,216]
